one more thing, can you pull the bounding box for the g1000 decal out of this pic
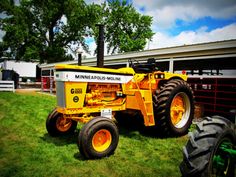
[71,88,82,94]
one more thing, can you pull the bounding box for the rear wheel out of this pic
[78,117,119,159]
[180,116,236,177]
[46,108,77,136]
[153,79,194,136]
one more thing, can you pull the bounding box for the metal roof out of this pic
[39,39,236,69]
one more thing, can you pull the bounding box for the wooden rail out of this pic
[0,81,15,92]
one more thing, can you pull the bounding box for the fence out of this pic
[188,76,236,118]
[0,80,15,92]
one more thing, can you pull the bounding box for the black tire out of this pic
[78,117,119,159]
[153,79,194,136]
[46,108,77,136]
[180,116,236,177]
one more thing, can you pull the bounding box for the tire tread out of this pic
[180,116,236,177]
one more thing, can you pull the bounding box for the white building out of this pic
[1,60,38,81]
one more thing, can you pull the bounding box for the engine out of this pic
[85,83,123,106]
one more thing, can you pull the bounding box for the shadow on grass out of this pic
[40,130,79,146]
[42,112,174,148]
[115,112,170,139]
[73,152,87,160]
[40,113,176,161]
[41,131,89,160]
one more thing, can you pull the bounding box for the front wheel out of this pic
[153,79,194,136]
[78,117,119,159]
[179,116,236,177]
[46,108,77,136]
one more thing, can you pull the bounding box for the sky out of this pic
[84,0,236,57]
[1,0,236,58]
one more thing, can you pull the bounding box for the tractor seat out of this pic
[132,58,157,73]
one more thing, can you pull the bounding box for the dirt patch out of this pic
[15,89,41,94]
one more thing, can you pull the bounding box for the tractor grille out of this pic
[56,81,66,108]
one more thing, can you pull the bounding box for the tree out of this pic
[101,0,154,54]
[0,0,154,63]
[0,0,100,63]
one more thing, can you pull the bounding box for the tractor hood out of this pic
[54,64,134,84]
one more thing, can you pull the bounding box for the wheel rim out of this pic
[92,129,112,152]
[170,92,191,128]
[212,139,233,176]
[56,116,72,132]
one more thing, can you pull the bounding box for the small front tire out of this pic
[46,108,77,136]
[78,117,119,159]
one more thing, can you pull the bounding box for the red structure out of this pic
[188,77,236,118]
[41,68,55,93]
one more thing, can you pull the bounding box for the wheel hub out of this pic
[92,129,112,152]
[56,116,72,132]
[212,141,235,176]
[170,92,191,129]
[171,95,185,125]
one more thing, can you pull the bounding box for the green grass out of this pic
[0,92,188,177]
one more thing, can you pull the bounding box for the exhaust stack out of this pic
[77,52,82,66]
[96,24,104,67]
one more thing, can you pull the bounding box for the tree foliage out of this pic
[0,0,99,63]
[0,0,154,63]
[100,0,154,54]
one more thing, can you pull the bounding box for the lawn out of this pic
[0,92,188,177]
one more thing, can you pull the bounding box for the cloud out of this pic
[133,0,236,30]
[134,0,236,18]
[148,23,236,49]
[67,1,236,35]
[85,0,104,4]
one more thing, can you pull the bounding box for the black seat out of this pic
[132,58,157,73]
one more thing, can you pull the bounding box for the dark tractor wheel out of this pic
[153,79,194,136]
[78,117,119,159]
[46,108,77,136]
[180,116,236,177]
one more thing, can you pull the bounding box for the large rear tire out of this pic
[78,117,119,159]
[46,108,77,136]
[153,79,194,136]
[180,116,236,177]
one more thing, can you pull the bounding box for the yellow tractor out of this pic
[46,59,194,159]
